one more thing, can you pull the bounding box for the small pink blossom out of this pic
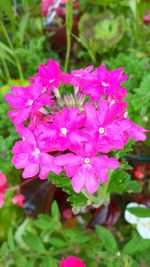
[5,78,52,125]
[144,10,150,23]
[84,100,127,153]
[12,193,25,208]
[0,172,8,208]
[82,65,127,101]
[35,59,62,93]
[11,127,61,179]
[55,142,119,194]
[39,107,86,151]
[60,256,86,267]
[41,0,79,17]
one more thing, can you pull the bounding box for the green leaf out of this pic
[127,207,150,218]
[0,42,14,56]
[0,0,14,21]
[14,251,27,267]
[18,13,29,45]
[48,173,86,207]
[51,201,60,220]
[33,215,52,230]
[49,237,66,248]
[49,258,58,267]
[123,236,150,255]
[22,234,46,253]
[0,242,9,259]
[108,170,141,194]
[7,228,15,250]
[96,225,118,253]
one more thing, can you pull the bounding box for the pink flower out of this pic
[55,142,119,194]
[35,59,62,92]
[12,193,25,208]
[84,100,127,153]
[41,0,54,16]
[12,127,61,179]
[0,172,8,208]
[5,78,52,125]
[60,256,86,267]
[62,66,94,88]
[82,65,127,101]
[119,120,147,141]
[39,107,86,151]
[144,10,150,23]
[41,0,79,17]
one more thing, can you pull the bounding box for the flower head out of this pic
[0,172,8,208]
[60,256,86,267]
[12,193,25,208]
[82,65,127,101]
[12,127,61,179]
[35,59,62,93]
[5,78,52,125]
[55,142,118,194]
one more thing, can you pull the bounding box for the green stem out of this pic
[82,189,99,205]
[0,21,24,80]
[64,0,73,73]
[1,57,11,80]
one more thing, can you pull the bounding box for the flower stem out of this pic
[8,176,37,192]
[64,0,73,73]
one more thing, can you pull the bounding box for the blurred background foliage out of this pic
[1,0,150,266]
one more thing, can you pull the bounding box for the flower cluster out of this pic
[6,59,147,195]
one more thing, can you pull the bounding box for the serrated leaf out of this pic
[123,236,150,255]
[22,234,46,253]
[48,173,86,207]
[96,225,118,253]
[108,170,141,194]
[127,207,150,218]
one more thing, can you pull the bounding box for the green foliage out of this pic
[0,93,19,176]
[96,225,118,253]
[127,206,150,218]
[108,170,141,194]
[48,173,87,208]
[123,235,150,255]
[1,201,150,267]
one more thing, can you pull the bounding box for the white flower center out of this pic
[99,127,105,135]
[35,148,40,155]
[27,99,33,106]
[84,157,91,164]
[74,73,82,77]
[49,79,55,84]
[60,127,67,136]
[124,112,128,119]
[102,81,109,87]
